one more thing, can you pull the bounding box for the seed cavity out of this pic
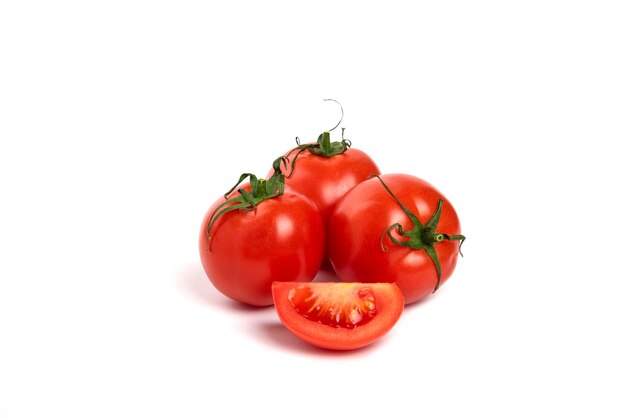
[288,285,377,329]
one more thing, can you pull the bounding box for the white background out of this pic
[1,1,625,417]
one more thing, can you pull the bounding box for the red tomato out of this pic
[272,281,404,350]
[281,147,380,224]
[199,186,324,306]
[328,174,465,304]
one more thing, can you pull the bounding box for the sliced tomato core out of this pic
[287,283,377,329]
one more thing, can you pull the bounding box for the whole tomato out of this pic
[328,174,465,304]
[199,160,324,306]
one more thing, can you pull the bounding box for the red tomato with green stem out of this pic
[272,281,404,350]
[328,174,466,304]
[199,157,324,306]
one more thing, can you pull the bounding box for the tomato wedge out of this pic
[272,282,404,350]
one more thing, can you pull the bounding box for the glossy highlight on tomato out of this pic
[272,282,404,350]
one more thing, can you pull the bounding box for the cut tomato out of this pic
[272,282,404,350]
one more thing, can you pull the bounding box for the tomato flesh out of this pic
[288,283,377,329]
[272,282,404,350]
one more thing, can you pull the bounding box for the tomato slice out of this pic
[272,282,404,350]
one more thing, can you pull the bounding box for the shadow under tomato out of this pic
[176,262,271,313]
[253,320,383,356]
[178,262,386,354]
[312,263,340,282]
[402,284,450,312]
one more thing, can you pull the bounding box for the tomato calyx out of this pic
[284,129,352,180]
[304,98,351,158]
[205,156,288,245]
[309,129,352,158]
[290,128,351,161]
[373,175,466,292]
[285,99,352,174]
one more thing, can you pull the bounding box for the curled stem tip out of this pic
[323,98,344,132]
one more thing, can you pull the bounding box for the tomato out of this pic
[199,165,325,306]
[328,174,465,304]
[282,146,380,224]
[272,281,404,350]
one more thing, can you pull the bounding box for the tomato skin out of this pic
[199,187,324,306]
[272,282,404,350]
[328,174,463,304]
[278,148,380,224]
